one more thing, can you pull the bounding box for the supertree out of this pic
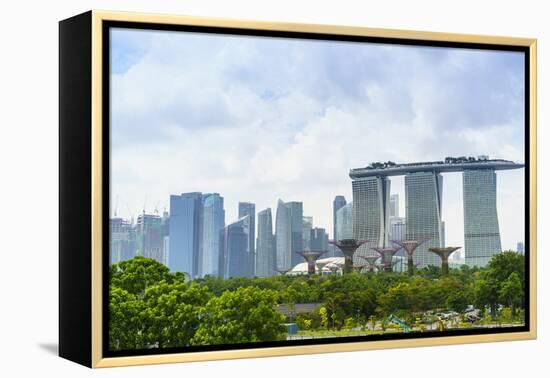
[391,240,427,276]
[428,247,461,275]
[295,250,326,275]
[370,247,400,273]
[329,239,370,274]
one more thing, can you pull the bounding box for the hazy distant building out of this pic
[168,192,203,278]
[463,170,502,267]
[256,208,275,277]
[389,216,406,242]
[286,201,304,267]
[201,193,225,277]
[390,194,399,217]
[136,213,163,264]
[163,236,169,266]
[310,227,329,251]
[405,172,443,267]
[352,176,391,262]
[238,202,256,277]
[302,216,313,251]
[109,217,136,264]
[336,202,353,241]
[275,199,292,271]
[333,195,347,241]
[517,242,525,255]
[223,216,250,278]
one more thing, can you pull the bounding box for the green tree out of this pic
[474,277,500,317]
[110,256,180,295]
[140,281,211,348]
[499,272,523,316]
[109,287,147,350]
[191,287,286,345]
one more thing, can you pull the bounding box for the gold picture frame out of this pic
[59,9,537,368]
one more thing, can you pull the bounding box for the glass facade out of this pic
[238,202,256,277]
[463,169,502,267]
[275,199,292,270]
[109,217,136,264]
[136,213,164,264]
[223,216,250,278]
[168,192,203,277]
[336,202,353,241]
[405,172,443,267]
[256,208,275,277]
[352,176,391,263]
[201,193,225,277]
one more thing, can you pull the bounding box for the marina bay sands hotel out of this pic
[349,156,524,268]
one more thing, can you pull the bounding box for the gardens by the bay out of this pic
[109,251,525,351]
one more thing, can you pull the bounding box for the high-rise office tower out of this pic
[517,242,525,255]
[201,193,225,277]
[223,216,250,278]
[405,172,443,267]
[390,194,399,217]
[256,208,275,277]
[238,202,256,277]
[333,195,347,242]
[163,236,169,267]
[310,227,329,251]
[463,170,502,267]
[109,217,136,264]
[302,216,313,251]
[161,210,170,266]
[136,213,164,264]
[275,199,292,271]
[336,202,353,241]
[352,176,391,263]
[389,217,406,242]
[286,201,304,267]
[168,192,203,278]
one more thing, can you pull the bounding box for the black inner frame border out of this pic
[101,20,531,359]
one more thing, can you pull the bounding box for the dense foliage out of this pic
[109,252,525,350]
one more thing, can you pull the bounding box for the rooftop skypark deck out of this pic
[349,156,524,179]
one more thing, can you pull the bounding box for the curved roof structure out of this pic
[289,257,345,274]
[350,158,524,179]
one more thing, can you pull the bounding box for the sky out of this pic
[109,27,526,255]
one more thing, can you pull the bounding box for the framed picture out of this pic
[59,10,537,368]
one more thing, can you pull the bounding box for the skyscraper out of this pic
[223,216,250,278]
[333,195,347,242]
[336,202,353,241]
[352,176,391,262]
[136,213,164,264]
[405,172,443,267]
[389,217,406,242]
[310,227,329,251]
[238,202,256,277]
[517,242,525,255]
[168,192,203,278]
[275,199,292,271]
[390,194,399,217]
[302,216,313,251]
[256,208,275,277]
[109,217,136,264]
[286,201,304,267]
[463,170,502,267]
[201,193,225,277]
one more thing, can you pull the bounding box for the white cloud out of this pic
[110,28,526,250]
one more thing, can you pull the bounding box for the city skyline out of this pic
[110,28,525,253]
